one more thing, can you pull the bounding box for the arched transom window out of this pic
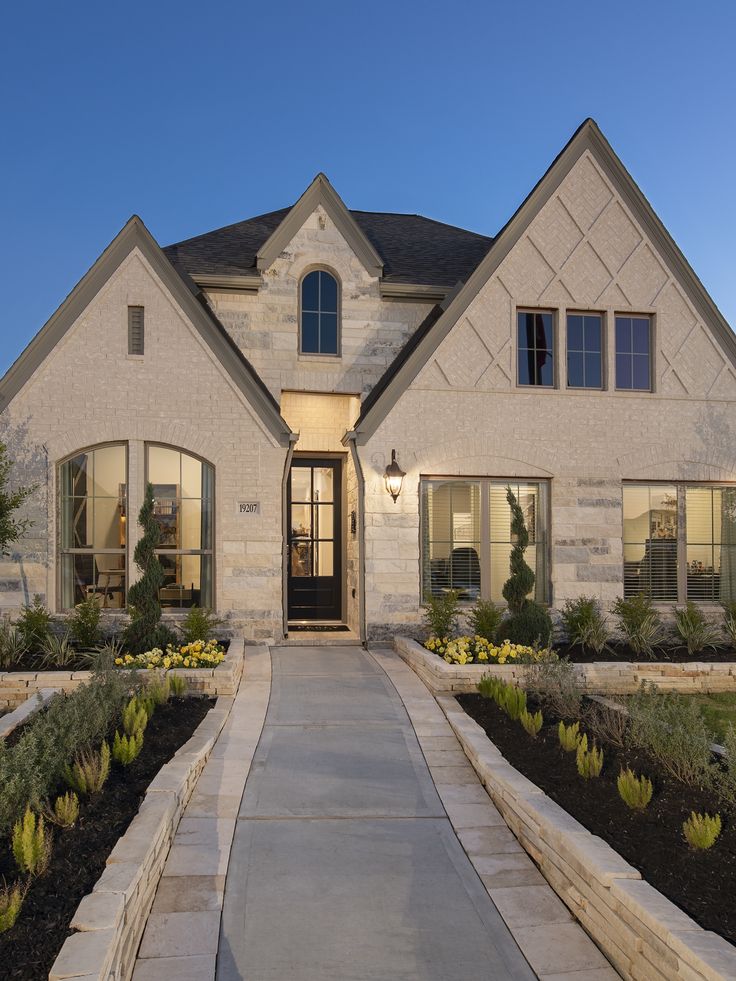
[147,445,214,609]
[300,269,339,355]
[59,443,127,610]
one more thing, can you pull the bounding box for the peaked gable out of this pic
[0,217,293,446]
[256,173,384,278]
[352,118,736,442]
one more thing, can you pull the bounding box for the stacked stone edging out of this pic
[395,636,736,695]
[0,688,60,740]
[438,695,736,981]
[48,683,240,980]
[0,637,245,711]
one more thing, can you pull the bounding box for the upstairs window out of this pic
[615,316,651,390]
[518,311,554,386]
[300,270,339,355]
[567,313,602,388]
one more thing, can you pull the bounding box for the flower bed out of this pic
[114,639,226,670]
[425,635,545,665]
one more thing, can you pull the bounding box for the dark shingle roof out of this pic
[163,208,493,287]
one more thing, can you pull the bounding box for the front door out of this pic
[287,458,342,621]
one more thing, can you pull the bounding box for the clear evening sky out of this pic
[1,0,734,376]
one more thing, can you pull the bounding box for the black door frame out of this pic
[287,456,343,622]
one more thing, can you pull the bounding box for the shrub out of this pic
[0,617,27,669]
[715,724,736,807]
[502,486,535,614]
[499,684,527,721]
[45,791,79,828]
[673,602,721,656]
[180,606,223,644]
[561,596,610,654]
[520,708,543,737]
[66,596,103,649]
[576,734,604,778]
[0,880,26,933]
[0,669,129,830]
[423,591,459,640]
[558,720,582,752]
[0,440,35,556]
[617,768,653,810]
[612,594,664,658]
[145,676,171,707]
[64,741,111,796]
[499,601,552,648]
[12,807,51,876]
[123,483,166,654]
[683,811,722,850]
[113,729,144,766]
[38,631,77,669]
[526,655,583,720]
[168,674,187,697]
[15,595,52,650]
[122,697,149,736]
[627,682,715,787]
[586,701,628,749]
[723,602,736,649]
[478,674,504,702]
[467,600,503,642]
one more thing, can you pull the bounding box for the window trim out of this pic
[515,308,557,389]
[145,442,217,611]
[566,311,605,390]
[298,266,342,358]
[57,441,129,612]
[614,313,654,393]
[419,475,551,606]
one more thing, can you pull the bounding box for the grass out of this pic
[687,693,736,742]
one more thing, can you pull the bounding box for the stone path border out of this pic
[131,644,271,981]
[371,648,619,981]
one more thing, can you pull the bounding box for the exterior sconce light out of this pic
[384,449,406,503]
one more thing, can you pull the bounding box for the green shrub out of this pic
[64,741,111,796]
[66,596,103,648]
[180,606,223,644]
[112,729,143,766]
[683,811,722,850]
[123,483,166,654]
[502,487,535,614]
[627,682,715,787]
[558,720,582,752]
[38,631,77,669]
[612,594,664,658]
[715,724,736,807]
[168,674,187,697]
[586,701,628,749]
[576,734,604,778]
[520,708,543,737]
[45,791,79,828]
[561,596,610,654]
[617,768,653,810]
[498,601,552,648]
[527,655,583,720]
[423,591,459,640]
[722,602,736,648]
[0,880,26,933]
[0,617,27,669]
[12,807,51,876]
[468,600,503,642]
[122,697,149,736]
[477,674,503,702]
[146,676,171,707]
[0,439,35,557]
[672,602,720,656]
[15,595,52,651]
[0,669,129,830]
[499,684,527,721]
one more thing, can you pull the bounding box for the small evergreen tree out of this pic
[124,483,166,653]
[0,441,35,556]
[502,486,535,614]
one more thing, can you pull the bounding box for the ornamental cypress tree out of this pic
[124,483,165,653]
[502,486,535,614]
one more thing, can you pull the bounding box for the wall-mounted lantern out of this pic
[384,449,406,503]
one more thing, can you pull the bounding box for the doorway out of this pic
[287,458,342,621]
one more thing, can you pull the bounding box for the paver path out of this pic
[216,646,536,981]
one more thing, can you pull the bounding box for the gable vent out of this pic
[128,306,145,355]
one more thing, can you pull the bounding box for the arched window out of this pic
[59,444,127,610]
[147,445,214,609]
[300,269,339,355]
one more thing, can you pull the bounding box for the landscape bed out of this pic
[458,690,736,945]
[0,693,214,981]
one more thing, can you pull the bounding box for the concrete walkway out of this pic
[216,646,537,981]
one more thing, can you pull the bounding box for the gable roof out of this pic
[351,117,736,443]
[163,204,493,289]
[0,217,293,446]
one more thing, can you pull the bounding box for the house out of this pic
[2,118,735,642]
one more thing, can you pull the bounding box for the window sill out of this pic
[298,353,342,362]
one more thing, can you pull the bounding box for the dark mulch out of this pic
[561,641,736,663]
[0,696,214,981]
[458,692,736,944]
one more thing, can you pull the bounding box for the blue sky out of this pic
[1,0,734,376]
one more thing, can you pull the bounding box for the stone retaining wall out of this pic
[48,685,238,980]
[439,695,736,981]
[395,636,736,695]
[0,637,245,711]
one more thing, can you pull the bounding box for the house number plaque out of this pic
[237,501,260,516]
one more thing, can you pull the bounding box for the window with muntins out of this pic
[421,479,548,604]
[615,316,651,390]
[567,314,602,388]
[518,311,554,386]
[59,444,127,610]
[623,483,736,602]
[301,270,339,355]
[147,445,214,608]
